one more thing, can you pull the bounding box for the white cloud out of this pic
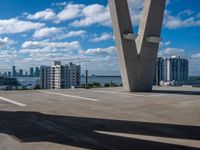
[165,10,200,29]
[27,9,56,21]
[52,2,67,6]
[191,52,200,59]
[57,4,85,21]
[79,46,116,55]
[33,27,86,40]
[127,0,144,26]
[0,37,14,48]
[0,18,45,34]
[65,30,86,38]
[91,33,113,42]
[19,40,81,65]
[71,4,111,27]
[22,40,80,49]
[159,47,185,57]
[33,27,63,39]
[160,41,171,47]
[23,1,200,31]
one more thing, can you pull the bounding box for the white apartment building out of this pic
[40,61,81,89]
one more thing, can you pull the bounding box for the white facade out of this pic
[164,56,189,83]
[40,61,81,89]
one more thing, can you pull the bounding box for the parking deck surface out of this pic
[0,86,200,150]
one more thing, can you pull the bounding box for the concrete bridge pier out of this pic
[109,0,167,92]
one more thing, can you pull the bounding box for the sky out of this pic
[0,0,199,75]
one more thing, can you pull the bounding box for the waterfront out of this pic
[17,76,122,87]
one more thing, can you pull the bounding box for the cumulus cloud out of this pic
[165,10,200,29]
[65,30,86,38]
[33,27,86,40]
[191,52,200,59]
[27,9,56,21]
[159,47,185,57]
[23,1,200,30]
[0,18,45,34]
[19,40,81,65]
[33,27,63,39]
[91,33,113,42]
[72,4,111,27]
[57,4,85,21]
[51,2,68,6]
[127,0,144,25]
[0,50,19,60]
[159,41,171,47]
[22,40,80,50]
[0,37,15,48]
[79,46,116,55]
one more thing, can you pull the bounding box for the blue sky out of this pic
[0,0,199,75]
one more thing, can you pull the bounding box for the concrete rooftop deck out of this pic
[0,86,200,150]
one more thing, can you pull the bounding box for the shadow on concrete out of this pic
[152,89,200,96]
[0,110,199,150]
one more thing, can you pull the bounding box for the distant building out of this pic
[30,67,34,77]
[0,77,18,90]
[40,66,51,89]
[164,56,189,83]
[154,56,189,85]
[154,57,164,85]
[2,72,7,77]
[50,62,70,89]
[8,72,12,77]
[40,61,81,89]
[69,62,81,88]
[35,67,40,77]
[19,69,23,77]
[12,66,16,77]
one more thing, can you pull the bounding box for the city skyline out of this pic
[0,0,199,75]
[0,66,40,77]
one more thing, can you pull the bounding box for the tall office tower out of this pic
[154,57,164,85]
[164,56,189,83]
[30,67,34,77]
[19,69,23,77]
[12,66,16,77]
[8,72,12,77]
[40,61,81,89]
[35,67,40,77]
[3,72,7,77]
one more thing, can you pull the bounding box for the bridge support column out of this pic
[109,0,166,92]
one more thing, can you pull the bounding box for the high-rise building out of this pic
[12,66,16,77]
[8,72,12,77]
[164,56,189,83]
[40,66,51,89]
[40,61,81,89]
[19,69,23,77]
[30,67,34,77]
[69,62,81,87]
[35,67,40,77]
[154,57,164,85]
[154,56,189,84]
[50,62,70,89]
